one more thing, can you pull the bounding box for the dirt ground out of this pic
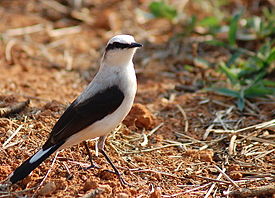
[0,0,274,197]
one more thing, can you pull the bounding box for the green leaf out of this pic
[205,39,227,47]
[263,80,275,87]
[266,48,275,64]
[252,71,267,85]
[183,65,194,72]
[194,57,212,68]
[226,51,242,67]
[206,87,240,98]
[199,16,220,27]
[258,42,271,58]
[149,1,177,20]
[228,12,242,46]
[236,96,245,111]
[244,84,274,98]
[219,63,239,85]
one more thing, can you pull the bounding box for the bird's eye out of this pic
[106,42,130,51]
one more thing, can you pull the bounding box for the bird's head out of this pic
[103,35,142,66]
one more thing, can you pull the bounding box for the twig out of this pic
[255,149,275,159]
[234,177,274,184]
[129,168,184,179]
[211,100,232,108]
[3,91,52,102]
[162,183,212,197]
[0,187,38,198]
[64,159,90,167]
[176,104,189,133]
[210,119,275,134]
[175,132,203,144]
[2,125,23,149]
[214,165,240,189]
[239,135,275,145]
[148,122,164,136]
[120,166,230,184]
[194,175,230,184]
[4,24,44,37]
[70,10,94,25]
[32,152,59,198]
[47,26,81,37]
[140,133,148,147]
[174,161,184,172]
[140,123,163,147]
[219,106,234,130]
[204,168,225,198]
[2,140,23,149]
[5,39,16,62]
[229,135,237,155]
[62,162,72,178]
[64,50,73,70]
[203,112,223,140]
[243,100,257,114]
[224,184,275,197]
[40,0,69,14]
[245,99,260,113]
[0,99,30,117]
[122,143,185,154]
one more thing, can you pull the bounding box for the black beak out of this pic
[129,42,143,48]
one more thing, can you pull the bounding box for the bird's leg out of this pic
[98,136,131,186]
[82,141,100,170]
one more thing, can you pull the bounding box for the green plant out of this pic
[198,9,275,111]
[244,8,275,40]
[208,41,275,110]
[149,1,177,20]
[147,1,275,111]
[228,11,242,46]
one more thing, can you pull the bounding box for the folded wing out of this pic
[43,85,124,149]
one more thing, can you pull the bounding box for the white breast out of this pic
[58,64,137,150]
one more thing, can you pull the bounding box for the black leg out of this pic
[82,141,100,170]
[100,149,131,186]
[98,136,131,186]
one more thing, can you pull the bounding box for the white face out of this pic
[103,35,142,66]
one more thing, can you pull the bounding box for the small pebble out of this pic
[98,170,115,180]
[230,171,243,180]
[149,186,161,198]
[83,179,98,191]
[154,172,162,181]
[199,150,214,162]
[98,184,112,194]
[117,192,129,198]
[38,181,56,196]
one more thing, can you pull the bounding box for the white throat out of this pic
[102,48,137,67]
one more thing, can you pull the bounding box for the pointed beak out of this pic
[129,42,143,48]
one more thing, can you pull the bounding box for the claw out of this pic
[82,163,101,171]
[101,169,133,187]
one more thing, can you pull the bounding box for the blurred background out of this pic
[0,0,274,110]
[0,0,274,197]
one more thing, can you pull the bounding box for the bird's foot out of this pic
[102,169,133,187]
[81,163,101,171]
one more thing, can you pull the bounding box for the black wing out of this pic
[43,85,124,149]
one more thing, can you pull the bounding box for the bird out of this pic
[6,34,142,186]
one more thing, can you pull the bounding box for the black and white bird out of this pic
[6,35,142,185]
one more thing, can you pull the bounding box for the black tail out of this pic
[9,141,64,184]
